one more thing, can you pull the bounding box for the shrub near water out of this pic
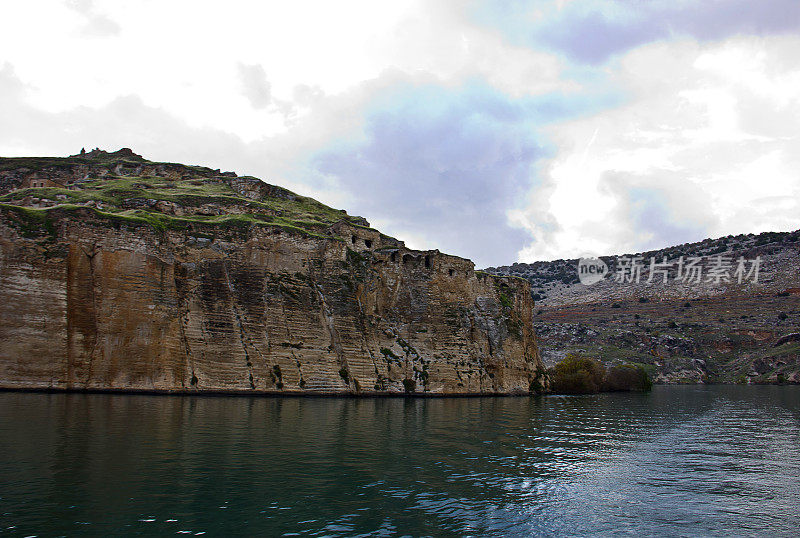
[602,365,653,392]
[549,353,652,394]
[549,354,606,394]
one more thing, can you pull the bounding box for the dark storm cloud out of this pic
[314,85,544,267]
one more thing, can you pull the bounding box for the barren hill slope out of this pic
[486,231,800,384]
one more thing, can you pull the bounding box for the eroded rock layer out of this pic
[0,150,545,394]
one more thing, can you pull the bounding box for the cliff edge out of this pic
[0,149,546,395]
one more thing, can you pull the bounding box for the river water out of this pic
[1,386,798,536]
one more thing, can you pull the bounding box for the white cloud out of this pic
[516,35,800,261]
[3,2,800,265]
[0,0,570,145]
[65,0,121,36]
[0,0,575,263]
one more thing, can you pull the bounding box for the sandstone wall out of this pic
[0,212,545,395]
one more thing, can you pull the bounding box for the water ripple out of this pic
[0,386,798,536]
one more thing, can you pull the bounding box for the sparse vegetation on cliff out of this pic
[0,149,367,241]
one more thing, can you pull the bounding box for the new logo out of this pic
[577,257,608,286]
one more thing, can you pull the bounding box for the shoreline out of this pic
[0,385,538,399]
[1,383,796,400]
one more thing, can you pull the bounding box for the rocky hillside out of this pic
[486,231,800,384]
[0,149,546,395]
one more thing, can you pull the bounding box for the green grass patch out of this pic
[0,204,58,240]
[0,156,382,243]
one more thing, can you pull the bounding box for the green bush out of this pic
[602,365,653,392]
[549,354,653,394]
[550,354,606,394]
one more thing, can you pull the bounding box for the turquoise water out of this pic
[1,386,799,536]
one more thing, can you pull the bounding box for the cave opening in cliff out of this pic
[449,269,454,276]
[391,251,397,262]
[364,239,372,248]
[403,254,412,264]
[351,235,357,245]
[425,255,431,268]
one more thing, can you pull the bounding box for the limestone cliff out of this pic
[0,149,546,395]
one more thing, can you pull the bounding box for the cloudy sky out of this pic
[2,1,800,267]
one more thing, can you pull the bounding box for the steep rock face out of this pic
[0,151,545,395]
